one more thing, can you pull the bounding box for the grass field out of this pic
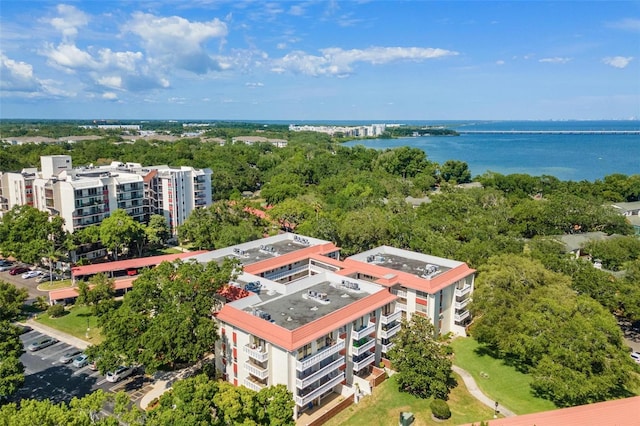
[36,305,103,343]
[37,279,73,291]
[324,374,496,426]
[450,337,556,415]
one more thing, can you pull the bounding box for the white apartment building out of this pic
[187,233,475,418]
[1,155,212,234]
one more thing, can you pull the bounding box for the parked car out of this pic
[27,337,58,351]
[0,264,14,272]
[59,349,83,364]
[89,359,99,371]
[106,365,133,383]
[9,266,30,275]
[631,352,640,364]
[22,270,42,279]
[72,354,90,368]
[36,273,61,283]
[17,324,32,335]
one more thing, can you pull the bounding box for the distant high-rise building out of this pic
[0,155,212,234]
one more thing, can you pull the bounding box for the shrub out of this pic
[430,398,451,420]
[47,303,66,318]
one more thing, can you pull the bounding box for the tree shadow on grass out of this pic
[473,343,530,373]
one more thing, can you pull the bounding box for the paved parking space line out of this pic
[41,345,72,360]
[96,378,108,386]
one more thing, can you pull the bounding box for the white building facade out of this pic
[188,233,475,418]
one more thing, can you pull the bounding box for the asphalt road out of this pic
[14,329,152,407]
[0,269,51,303]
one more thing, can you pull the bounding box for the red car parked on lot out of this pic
[9,266,30,275]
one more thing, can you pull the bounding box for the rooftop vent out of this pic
[293,235,310,245]
[420,263,440,279]
[340,279,361,291]
[305,290,330,304]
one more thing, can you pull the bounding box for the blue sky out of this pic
[1,1,638,120]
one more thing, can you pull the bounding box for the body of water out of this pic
[344,121,640,182]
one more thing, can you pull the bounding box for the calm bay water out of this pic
[343,121,640,182]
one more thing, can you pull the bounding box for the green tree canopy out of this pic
[388,315,455,400]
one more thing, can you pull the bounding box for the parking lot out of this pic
[15,329,154,406]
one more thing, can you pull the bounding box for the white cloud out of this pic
[607,18,640,32]
[602,56,633,68]
[127,12,228,74]
[539,57,572,64]
[48,4,89,40]
[43,43,96,69]
[0,53,40,91]
[102,92,118,100]
[245,82,264,88]
[496,60,505,65]
[271,46,458,76]
[289,5,306,16]
[277,42,288,50]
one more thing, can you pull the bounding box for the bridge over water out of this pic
[457,130,640,135]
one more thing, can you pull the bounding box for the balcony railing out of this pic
[380,309,402,324]
[294,372,345,407]
[380,322,401,339]
[455,298,471,310]
[455,310,471,323]
[381,342,395,353]
[245,361,269,380]
[353,353,375,372]
[455,285,472,297]
[296,357,345,389]
[396,303,407,312]
[392,289,407,298]
[351,322,376,340]
[297,339,345,371]
[352,338,376,356]
[243,377,266,392]
[244,344,269,362]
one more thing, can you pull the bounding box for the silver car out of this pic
[27,337,58,351]
[59,349,82,364]
[72,354,89,368]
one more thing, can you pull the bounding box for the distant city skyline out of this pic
[1,1,638,120]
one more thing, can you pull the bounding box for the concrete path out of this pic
[452,365,516,417]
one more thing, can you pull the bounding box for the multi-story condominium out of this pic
[187,233,475,418]
[1,155,212,234]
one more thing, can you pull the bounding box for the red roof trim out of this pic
[71,250,208,277]
[216,290,397,351]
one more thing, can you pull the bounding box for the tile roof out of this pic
[216,289,397,351]
[49,277,136,301]
[462,396,640,426]
[71,251,207,277]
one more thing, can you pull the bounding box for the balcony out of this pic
[380,322,401,339]
[455,285,472,297]
[351,322,376,340]
[455,310,471,323]
[244,344,269,362]
[455,298,471,310]
[294,372,345,407]
[396,303,407,312]
[380,309,402,325]
[245,361,269,380]
[353,352,375,372]
[381,342,395,353]
[243,377,266,392]
[392,289,407,298]
[296,357,345,389]
[352,338,376,356]
[297,339,345,371]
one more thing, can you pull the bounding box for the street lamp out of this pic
[494,401,499,418]
[86,318,90,339]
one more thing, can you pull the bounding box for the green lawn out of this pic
[37,279,73,291]
[450,337,556,415]
[324,374,496,426]
[36,305,103,343]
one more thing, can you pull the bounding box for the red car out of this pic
[9,266,30,275]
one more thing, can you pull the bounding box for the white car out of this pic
[631,352,640,364]
[106,366,133,383]
[21,270,42,279]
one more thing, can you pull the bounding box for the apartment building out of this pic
[1,155,212,234]
[188,233,475,418]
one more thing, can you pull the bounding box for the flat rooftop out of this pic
[362,252,451,279]
[244,279,374,330]
[187,233,329,267]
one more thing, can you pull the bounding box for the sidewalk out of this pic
[21,318,92,350]
[452,365,516,417]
